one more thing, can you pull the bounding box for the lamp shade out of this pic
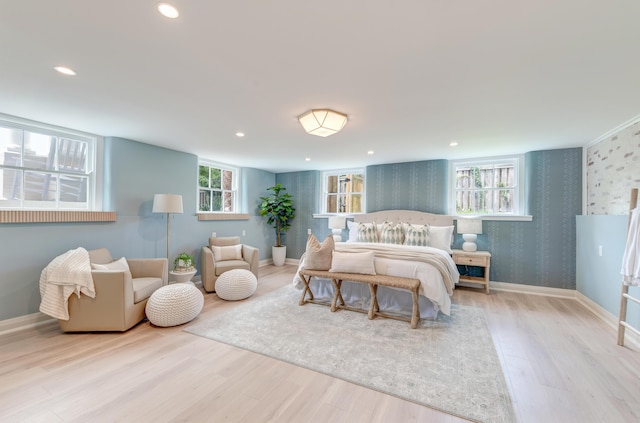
[298,109,347,137]
[152,194,183,214]
[456,218,482,235]
[328,216,346,230]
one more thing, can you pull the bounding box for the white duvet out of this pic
[293,242,459,316]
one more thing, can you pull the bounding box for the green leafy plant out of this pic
[173,252,194,271]
[259,183,295,247]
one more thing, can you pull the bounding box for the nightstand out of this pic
[451,250,491,294]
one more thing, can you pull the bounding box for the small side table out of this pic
[169,269,196,284]
[451,250,491,294]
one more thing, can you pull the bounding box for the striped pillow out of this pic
[379,221,404,244]
[403,223,430,247]
[356,222,379,243]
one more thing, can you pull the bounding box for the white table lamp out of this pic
[457,218,483,252]
[328,216,346,242]
[153,194,183,259]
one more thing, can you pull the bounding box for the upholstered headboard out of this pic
[354,210,453,227]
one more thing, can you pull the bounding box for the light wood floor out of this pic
[2,265,640,423]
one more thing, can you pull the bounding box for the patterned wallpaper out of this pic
[278,149,582,289]
[586,120,640,215]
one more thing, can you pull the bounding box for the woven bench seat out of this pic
[298,269,421,329]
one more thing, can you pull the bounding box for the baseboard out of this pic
[0,312,55,336]
[575,291,640,349]
[489,281,576,298]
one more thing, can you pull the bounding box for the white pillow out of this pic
[212,244,242,261]
[91,257,130,272]
[429,225,454,253]
[329,251,376,275]
[346,220,359,242]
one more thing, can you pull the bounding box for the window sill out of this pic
[0,210,117,223]
[197,213,250,221]
[454,215,533,222]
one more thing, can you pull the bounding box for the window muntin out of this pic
[0,121,94,210]
[323,169,364,214]
[451,156,523,216]
[198,162,238,212]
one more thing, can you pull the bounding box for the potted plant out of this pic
[259,183,295,266]
[173,252,195,272]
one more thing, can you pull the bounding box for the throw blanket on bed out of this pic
[335,243,459,294]
[39,247,94,320]
[293,242,459,315]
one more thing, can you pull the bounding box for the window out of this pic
[0,119,96,210]
[198,161,238,212]
[450,156,524,216]
[322,169,365,214]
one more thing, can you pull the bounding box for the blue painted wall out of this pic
[0,137,276,321]
[276,148,583,290]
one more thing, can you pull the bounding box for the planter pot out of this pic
[272,246,287,266]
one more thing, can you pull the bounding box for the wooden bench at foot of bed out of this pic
[298,269,422,329]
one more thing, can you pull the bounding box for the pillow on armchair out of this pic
[212,245,242,261]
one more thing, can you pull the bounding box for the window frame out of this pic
[321,168,366,215]
[197,160,240,213]
[449,155,526,218]
[0,115,99,211]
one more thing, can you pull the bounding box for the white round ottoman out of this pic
[216,269,257,301]
[146,283,204,327]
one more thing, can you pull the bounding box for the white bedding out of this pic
[293,242,459,317]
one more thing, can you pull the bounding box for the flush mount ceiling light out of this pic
[157,3,179,18]
[298,109,347,137]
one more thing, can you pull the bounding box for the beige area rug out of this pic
[184,284,516,423]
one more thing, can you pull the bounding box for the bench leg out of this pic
[368,284,378,320]
[331,279,343,312]
[298,273,314,305]
[411,288,420,329]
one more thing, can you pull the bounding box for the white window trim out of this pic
[197,160,240,213]
[448,154,527,218]
[321,168,366,215]
[0,113,101,211]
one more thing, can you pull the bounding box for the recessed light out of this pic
[450,141,459,147]
[157,3,179,18]
[54,66,76,76]
[235,132,245,138]
[305,157,311,162]
[367,150,374,155]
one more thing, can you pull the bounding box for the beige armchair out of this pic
[58,248,168,332]
[201,236,259,293]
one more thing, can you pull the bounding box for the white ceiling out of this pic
[1,1,639,173]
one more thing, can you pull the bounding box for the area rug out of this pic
[184,285,516,423]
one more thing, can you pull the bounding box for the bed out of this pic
[293,210,460,319]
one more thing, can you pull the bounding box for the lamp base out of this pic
[331,229,342,243]
[462,234,478,252]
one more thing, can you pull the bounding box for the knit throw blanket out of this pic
[39,247,94,320]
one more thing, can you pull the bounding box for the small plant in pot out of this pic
[259,183,295,266]
[173,252,195,272]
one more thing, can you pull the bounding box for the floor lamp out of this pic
[152,194,183,259]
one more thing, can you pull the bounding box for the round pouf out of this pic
[216,269,257,301]
[146,283,204,327]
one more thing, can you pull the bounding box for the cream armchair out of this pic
[201,236,259,293]
[58,248,168,332]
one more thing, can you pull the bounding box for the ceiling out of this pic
[1,1,639,173]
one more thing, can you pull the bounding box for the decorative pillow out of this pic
[329,251,376,275]
[346,220,359,242]
[356,222,379,243]
[304,234,334,270]
[91,257,130,272]
[212,244,242,261]
[379,221,404,244]
[429,225,455,253]
[403,223,430,247]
